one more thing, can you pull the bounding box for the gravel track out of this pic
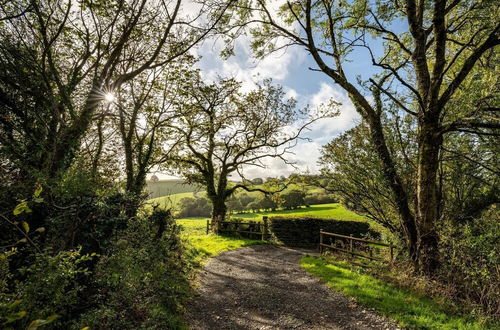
[185,245,399,330]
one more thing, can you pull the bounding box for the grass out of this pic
[300,256,495,329]
[146,192,195,210]
[233,203,367,222]
[177,218,266,266]
[145,179,201,199]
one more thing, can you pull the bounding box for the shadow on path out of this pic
[185,245,398,330]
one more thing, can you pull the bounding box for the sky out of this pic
[152,8,385,180]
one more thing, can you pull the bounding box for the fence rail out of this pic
[319,230,395,264]
[207,216,269,241]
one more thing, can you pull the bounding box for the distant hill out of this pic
[145,179,201,199]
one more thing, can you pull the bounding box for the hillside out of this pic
[145,179,201,199]
[233,203,366,222]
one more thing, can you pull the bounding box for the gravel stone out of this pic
[185,245,399,330]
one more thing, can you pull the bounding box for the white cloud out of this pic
[196,33,305,92]
[306,83,360,143]
[184,18,361,179]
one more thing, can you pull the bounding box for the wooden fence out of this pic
[207,216,269,241]
[319,230,396,264]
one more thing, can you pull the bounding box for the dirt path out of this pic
[185,245,399,330]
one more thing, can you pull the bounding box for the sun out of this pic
[104,93,115,103]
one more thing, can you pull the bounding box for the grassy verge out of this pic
[301,256,495,329]
[177,218,266,266]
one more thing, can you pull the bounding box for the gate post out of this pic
[262,216,269,240]
[349,234,354,258]
[319,229,323,253]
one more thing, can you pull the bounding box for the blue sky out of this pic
[186,33,383,179]
[153,7,388,180]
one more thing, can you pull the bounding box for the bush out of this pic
[1,248,93,329]
[75,208,189,329]
[237,193,255,209]
[439,206,500,317]
[177,197,211,218]
[269,217,376,247]
[304,193,337,205]
[280,190,306,209]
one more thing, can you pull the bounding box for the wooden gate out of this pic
[207,216,269,241]
[319,230,396,264]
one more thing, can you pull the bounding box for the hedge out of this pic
[269,216,377,247]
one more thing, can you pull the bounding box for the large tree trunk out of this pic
[416,119,442,274]
[362,107,419,265]
[211,198,227,224]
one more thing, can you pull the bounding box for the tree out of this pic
[251,177,264,185]
[0,0,230,188]
[280,189,306,210]
[232,0,500,273]
[177,196,211,218]
[256,194,278,211]
[112,60,197,215]
[165,72,330,222]
[320,122,414,237]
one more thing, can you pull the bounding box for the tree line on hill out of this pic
[176,190,337,218]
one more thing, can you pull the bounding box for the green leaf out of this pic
[8,299,22,309]
[33,184,43,198]
[27,315,58,329]
[35,227,46,233]
[21,221,29,233]
[13,200,31,215]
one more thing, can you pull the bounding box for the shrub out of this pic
[280,190,306,209]
[269,217,376,247]
[439,206,500,317]
[1,248,93,329]
[75,208,189,329]
[304,193,337,205]
[177,197,211,218]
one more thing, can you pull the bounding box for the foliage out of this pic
[1,248,93,329]
[163,73,331,221]
[319,123,408,236]
[75,209,188,329]
[177,197,212,218]
[269,216,374,247]
[177,218,266,266]
[251,178,264,185]
[231,0,500,274]
[280,189,306,210]
[439,206,500,317]
[304,193,337,206]
[301,256,496,329]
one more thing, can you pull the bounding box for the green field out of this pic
[148,190,366,223]
[145,179,201,199]
[146,192,195,210]
[233,203,366,221]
